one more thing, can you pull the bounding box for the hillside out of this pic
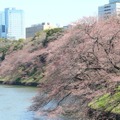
[0,17,120,119]
[0,28,64,86]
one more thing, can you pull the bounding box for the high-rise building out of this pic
[98,0,120,19]
[0,12,6,38]
[4,8,25,40]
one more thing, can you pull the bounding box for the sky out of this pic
[0,0,108,27]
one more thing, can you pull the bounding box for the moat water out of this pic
[0,85,38,120]
[0,85,68,120]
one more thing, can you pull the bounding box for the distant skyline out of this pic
[0,0,108,27]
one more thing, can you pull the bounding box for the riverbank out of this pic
[0,80,38,87]
[88,108,120,119]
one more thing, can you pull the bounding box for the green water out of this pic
[0,85,37,120]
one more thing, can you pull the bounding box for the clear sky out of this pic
[0,0,108,27]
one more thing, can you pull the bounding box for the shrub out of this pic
[13,39,24,51]
[42,28,64,47]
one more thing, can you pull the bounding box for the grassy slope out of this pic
[89,86,120,114]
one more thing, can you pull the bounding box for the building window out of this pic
[104,6,110,8]
[104,9,111,11]
[2,25,5,32]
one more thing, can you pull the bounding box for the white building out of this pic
[5,8,25,40]
[98,0,120,19]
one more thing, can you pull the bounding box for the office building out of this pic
[5,8,25,40]
[98,0,120,19]
[0,8,25,40]
[0,12,6,38]
[26,22,57,38]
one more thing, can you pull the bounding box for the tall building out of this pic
[0,12,6,38]
[98,0,120,19]
[4,8,25,40]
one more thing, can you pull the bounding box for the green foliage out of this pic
[28,67,37,77]
[1,52,6,61]
[0,38,25,61]
[89,87,120,114]
[0,39,13,61]
[0,45,10,53]
[32,31,45,41]
[15,77,21,82]
[42,28,63,47]
[45,28,63,38]
[88,94,110,110]
[18,38,24,42]
[35,31,43,37]
[13,39,24,51]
